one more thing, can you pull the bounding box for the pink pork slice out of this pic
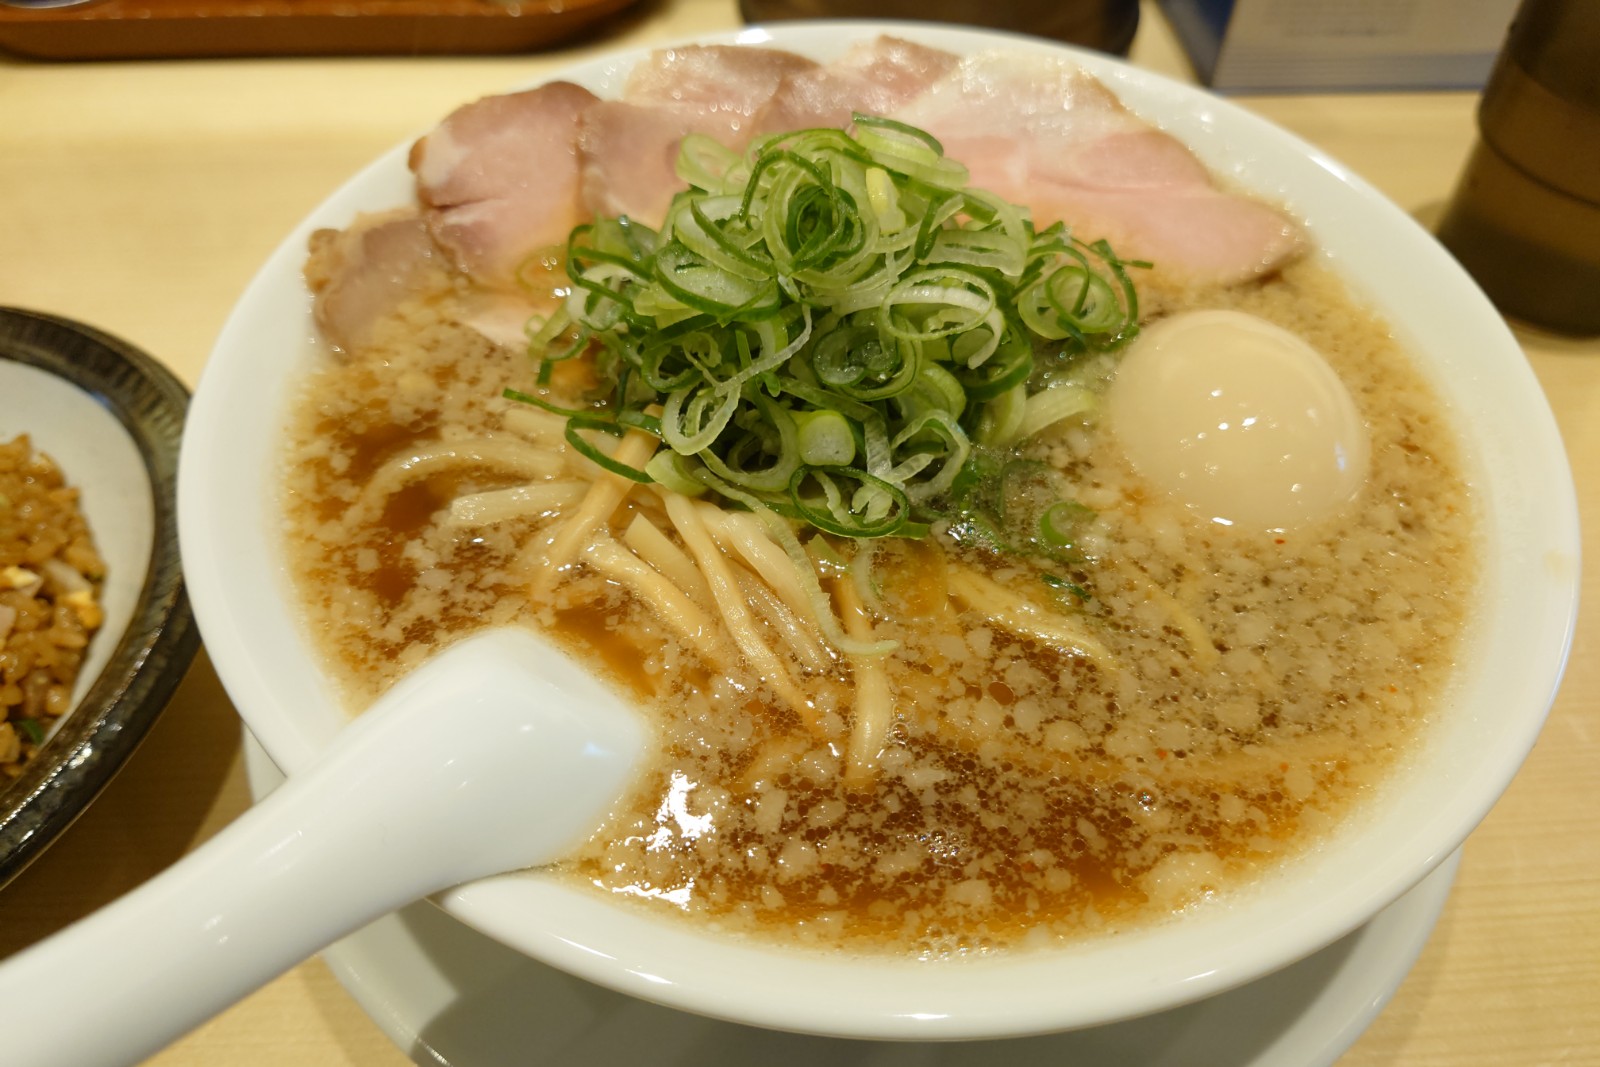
[893,51,1304,285]
[410,80,599,290]
[579,45,818,227]
[305,211,449,353]
[750,35,961,135]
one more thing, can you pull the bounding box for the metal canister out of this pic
[1437,0,1600,336]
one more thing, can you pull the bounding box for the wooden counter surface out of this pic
[1,2,1595,1063]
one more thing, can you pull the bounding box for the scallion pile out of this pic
[511,114,1142,552]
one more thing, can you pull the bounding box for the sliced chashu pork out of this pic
[623,42,821,111]
[401,41,1299,294]
[892,51,1303,284]
[305,210,451,353]
[410,80,598,290]
[750,36,960,135]
[579,45,817,226]
[578,101,732,227]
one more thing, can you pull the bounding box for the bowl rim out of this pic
[178,21,1582,1039]
[0,307,201,888]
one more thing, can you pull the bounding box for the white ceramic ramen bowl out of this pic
[178,22,1581,1040]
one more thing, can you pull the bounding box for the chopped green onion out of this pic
[564,416,655,483]
[16,719,45,745]
[974,383,1027,447]
[645,450,708,496]
[511,114,1142,548]
[502,387,593,420]
[790,466,922,539]
[1040,500,1093,549]
[1006,384,1097,446]
[1041,573,1091,602]
[795,409,857,466]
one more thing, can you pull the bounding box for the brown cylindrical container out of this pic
[738,0,1141,56]
[1436,0,1600,336]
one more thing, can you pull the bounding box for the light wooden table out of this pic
[1,2,1595,1064]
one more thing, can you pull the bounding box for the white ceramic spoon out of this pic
[0,628,646,1067]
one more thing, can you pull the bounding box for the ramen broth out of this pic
[282,250,1474,956]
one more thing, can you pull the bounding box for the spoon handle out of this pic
[0,630,643,1067]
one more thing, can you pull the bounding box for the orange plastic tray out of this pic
[0,0,639,60]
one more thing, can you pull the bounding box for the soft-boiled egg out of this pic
[1105,309,1369,532]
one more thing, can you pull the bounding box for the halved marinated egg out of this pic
[1106,309,1369,532]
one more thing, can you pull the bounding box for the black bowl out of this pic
[0,307,199,887]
